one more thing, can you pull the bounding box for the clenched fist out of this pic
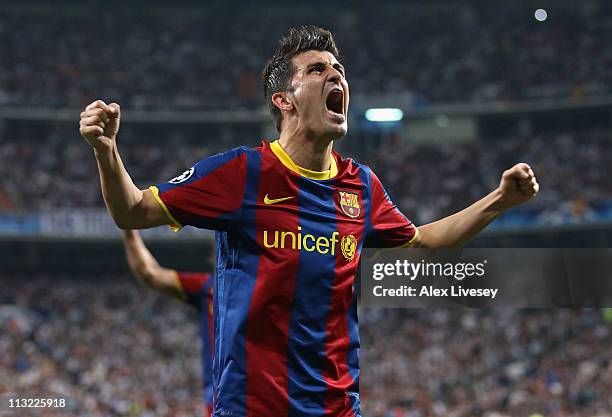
[79,100,121,151]
[498,163,539,209]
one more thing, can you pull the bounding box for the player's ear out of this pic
[271,92,293,113]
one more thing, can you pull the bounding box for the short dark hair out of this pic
[262,26,340,132]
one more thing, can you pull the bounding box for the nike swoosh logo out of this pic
[264,194,294,205]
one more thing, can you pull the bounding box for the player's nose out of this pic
[327,67,343,84]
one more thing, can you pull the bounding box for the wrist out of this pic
[490,187,512,213]
[93,141,116,159]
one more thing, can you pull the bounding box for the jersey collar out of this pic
[270,140,338,180]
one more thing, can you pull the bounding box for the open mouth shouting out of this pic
[325,87,345,123]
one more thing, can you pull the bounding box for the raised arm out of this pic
[121,229,185,298]
[414,163,539,248]
[79,100,168,229]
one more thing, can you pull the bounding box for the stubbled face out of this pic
[285,50,349,140]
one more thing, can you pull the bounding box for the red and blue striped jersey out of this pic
[176,271,215,413]
[152,140,418,417]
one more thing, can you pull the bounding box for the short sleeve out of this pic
[151,148,247,231]
[365,170,419,248]
[176,271,212,309]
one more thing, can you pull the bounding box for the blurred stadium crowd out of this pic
[2,275,611,417]
[361,308,612,417]
[1,276,203,417]
[1,124,610,226]
[1,2,611,110]
[1,2,611,228]
[368,128,612,226]
[2,2,612,417]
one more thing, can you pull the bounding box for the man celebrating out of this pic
[79,26,538,417]
[121,229,215,416]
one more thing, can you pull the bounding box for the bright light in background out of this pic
[534,8,547,22]
[435,115,449,128]
[364,108,404,122]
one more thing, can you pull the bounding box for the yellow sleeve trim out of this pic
[270,140,338,180]
[149,185,182,232]
[172,270,188,301]
[399,227,420,248]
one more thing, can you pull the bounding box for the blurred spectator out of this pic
[1,123,611,227]
[0,2,611,110]
[1,275,611,417]
[367,128,612,225]
[360,308,612,417]
[0,275,203,417]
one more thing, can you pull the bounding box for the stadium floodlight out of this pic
[534,9,547,22]
[364,108,404,122]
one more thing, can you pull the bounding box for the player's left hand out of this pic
[498,163,539,209]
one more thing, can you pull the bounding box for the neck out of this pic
[278,129,334,172]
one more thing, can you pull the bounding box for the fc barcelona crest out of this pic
[339,191,360,218]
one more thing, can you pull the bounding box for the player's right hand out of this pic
[79,100,121,150]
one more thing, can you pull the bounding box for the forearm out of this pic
[416,162,540,248]
[94,144,144,229]
[122,230,162,279]
[417,188,506,248]
[121,230,182,296]
[81,100,166,229]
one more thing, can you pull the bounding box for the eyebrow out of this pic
[305,61,345,74]
[334,63,346,74]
